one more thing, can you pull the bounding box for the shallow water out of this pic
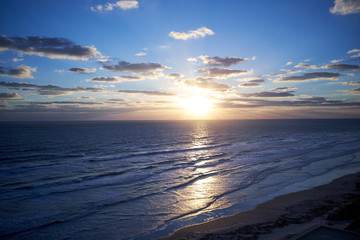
[1,119,360,239]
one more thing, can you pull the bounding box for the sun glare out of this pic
[180,94,213,115]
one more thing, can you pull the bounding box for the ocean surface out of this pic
[1,119,360,240]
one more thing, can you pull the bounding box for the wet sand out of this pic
[158,172,360,240]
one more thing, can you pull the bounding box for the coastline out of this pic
[157,172,360,240]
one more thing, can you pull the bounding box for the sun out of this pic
[180,94,213,115]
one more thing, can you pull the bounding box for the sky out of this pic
[0,0,360,120]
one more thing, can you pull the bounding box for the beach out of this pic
[159,172,360,240]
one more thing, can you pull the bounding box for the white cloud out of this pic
[187,57,197,62]
[135,52,147,57]
[286,62,293,66]
[351,52,360,58]
[347,49,360,54]
[330,0,360,15]
[169,27,214,40]
[91,1,139,12]
[331,59,344,63]
[12,58,23,62]
[198,68,250,79]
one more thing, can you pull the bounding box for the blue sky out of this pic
[0,0,360,120]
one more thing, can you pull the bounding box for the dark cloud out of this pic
[117,90,175,96]
[276,72,341,82]
[248,79,265,83]
[28,101,101,105]
[179,77,231,91]
[239,82,261,87]
[345,87,360,94]
[272,86,297,91]
[167,73,183,79]
[0,81,104,97]
[199,56,246,67]
[323,64,360,71]
[68,68,96,74]
[106,98,126,104]
[0,92,21,99]
[220,96,360,108]
[87,75,143,82]
[0,35,99,60]
[0,65,36,78]
[101,61,167,73]
[87,76,120,82]
[240,91,295,98]
[294,63,320,70]
[198,68,249,78]
[239,78,265,87]
[343,81,360,85]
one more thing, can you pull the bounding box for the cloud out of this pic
[0,92,21,99]
[0,65,36,78]
[276,72,341,82]
[135,52,147,57]
[117,90,175,96]
[198,55,246,67]
[343,81,360,85]
[101,61,168,73]
[0,81,104,97]
[0,35,100,60]
[322,64,360,71]
[187,57,198,62]
[331,59,344,63]
[294,63,320,70]
[238,77,264,82]
[178,77,231,91]
[91,0,139,12]
[87,75,142,82]
[29,101,102,105]
[68,68,96,74]
[169,26,214,40]
[238,82,261,87]
[140,72,164,79]
[351,52,360,58]
[272,86,297,91]
[344,87,360,94]
[240,91,295,98]
[330,0,360,15]
[54,69,65,73]
[348,49,360,54]
[12,58,23,62]
[220,96,360,109]
[286,62,293,66]
[198,68,249,79]
[238,78,264,88]
[166,73,183,79]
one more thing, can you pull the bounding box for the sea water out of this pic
[0,119,360,239]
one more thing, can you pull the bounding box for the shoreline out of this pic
[157,172,360,240]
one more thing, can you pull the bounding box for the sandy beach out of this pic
[158,172,360,240]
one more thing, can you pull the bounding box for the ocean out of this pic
[1,119,360,240]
